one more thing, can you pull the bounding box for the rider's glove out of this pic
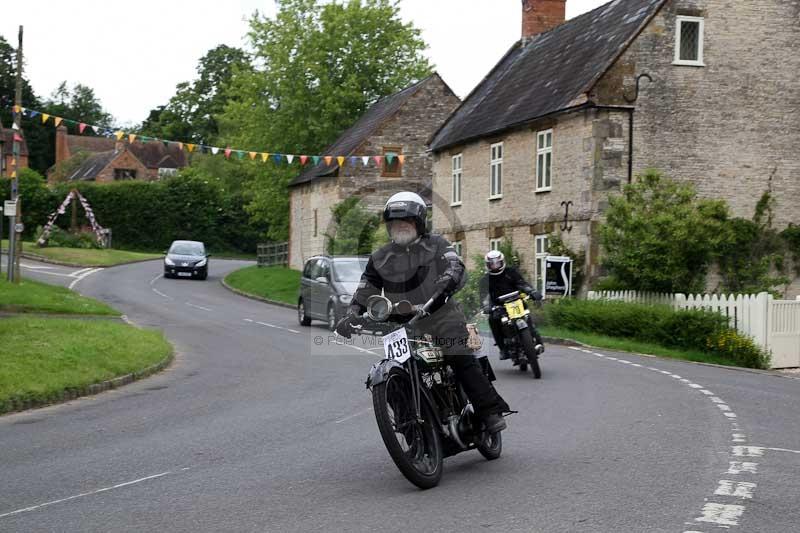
[335,313,360,339]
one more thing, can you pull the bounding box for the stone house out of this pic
[429,0,799,294]
[50,125,187,183]
[0,121,29,176]
[288,73,460,270]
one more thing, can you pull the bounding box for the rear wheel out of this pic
[298,300,312,326]
[372,368,443,489]
[477,429,502,460]
[520,328,542,379]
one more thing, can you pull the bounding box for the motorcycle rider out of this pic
[335,192,510,434]
[480,250,544,360]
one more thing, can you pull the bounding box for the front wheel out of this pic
[372,368,443,489]
[519,328,542,379]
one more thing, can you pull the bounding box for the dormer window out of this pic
[674,16,705,66]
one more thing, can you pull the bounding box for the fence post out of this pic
[751,292,771,350]
[674,293,686,311]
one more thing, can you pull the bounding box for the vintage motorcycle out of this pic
[489,291,543,379]
[355,294,503,489]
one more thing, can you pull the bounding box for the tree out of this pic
[599,170,729,293]
[324,197,381,255]
[45,82,114,125]
[220,0,432,241]
[140,44,251,145]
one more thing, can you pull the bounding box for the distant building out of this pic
[0,119,29,176]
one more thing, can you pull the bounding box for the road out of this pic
[1,257,799,532]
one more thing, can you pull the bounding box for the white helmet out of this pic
[485,250,505,275]
[383,191,427,234]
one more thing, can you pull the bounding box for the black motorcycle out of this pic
[356,294,503,489]
[489,291,543,379]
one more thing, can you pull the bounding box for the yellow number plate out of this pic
[504,300,526,319]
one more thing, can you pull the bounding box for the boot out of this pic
[483,413,507,434]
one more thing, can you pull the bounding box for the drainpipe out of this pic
[622,73,652,183]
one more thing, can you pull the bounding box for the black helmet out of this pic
[485,250,506,275]
[383,191,427,235]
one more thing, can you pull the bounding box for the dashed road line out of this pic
[186,302,212,312]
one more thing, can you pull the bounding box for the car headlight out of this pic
[195,258,207,267]
[164,257,175,266]
[338,294,352,304]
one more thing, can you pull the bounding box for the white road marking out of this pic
[335,408,372,424]
[152,288,172,300]
[149,273,162,285]
[732,434,747,443]
[733,446,764,457]
[0,471,171,519]
[710,397,724,403]
[244,318,253,322]
[763,447,800,454]
[717,404,731,411]
[694,503,745,527]
[71,267,93,276]
[724,412,738,419]
[255,321,299,335]
[727,461,758,475]
[186,303,212,312]
[699,390,714,395]
[714,480,756,499]
[688,383,703,388]
[68,267,102,290]
[20,262,55,270]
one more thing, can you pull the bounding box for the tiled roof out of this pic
[429,0,665,151]
[66,150,118,181]
[289,74,440,187]
[67,135,187,169]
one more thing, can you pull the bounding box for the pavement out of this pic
[1,257,798,532]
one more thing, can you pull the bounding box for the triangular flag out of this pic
[323,156,333,165]
[224,147,232,159]
[115,131,124,140]
[92,126,100,134]
[186,143,196,153]
[211,147,219,155]
[41,113,50,124]
[312,156,321,165]
[397,155,405,164]
[336,156,345,167]
[129,134,137,143]
[9,170,15,178]
[249,151,257,160]
[349,156,358,167]
[361,156,369,166]
[260,153,269,162]
[12,105,20,113]
[11,122,19,130]
[286,154,294,164]
[29,110,39,119]
[13,133,23,142]
[272,154,283,164]
[54,117,63,127]
[236,151,246,160]
[386,153,395,165]
[373,155,383,165]
[79,123,87,134]
[300,155,308,165]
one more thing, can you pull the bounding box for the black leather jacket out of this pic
[479,267,540,313]
[349,234,468,334]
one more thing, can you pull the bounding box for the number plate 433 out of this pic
[383,327,411,363]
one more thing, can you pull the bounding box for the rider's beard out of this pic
[390,226,418,246]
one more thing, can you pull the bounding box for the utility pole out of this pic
[9,25,23,282]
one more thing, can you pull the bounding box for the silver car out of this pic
[298,255,369,330]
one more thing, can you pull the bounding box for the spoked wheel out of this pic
[520,329,542,379]
[477,429,503,460]
[372,368,443,489]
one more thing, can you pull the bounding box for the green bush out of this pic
[543,298,768,368]
[45,227,102,249]
[1,168,56,240]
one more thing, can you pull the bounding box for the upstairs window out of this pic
[536,129,553,191]
[490,142,503,199]
[674,16,705,66]
[114,168,137,180]
[382,146,402,177]
[451,154,462,205]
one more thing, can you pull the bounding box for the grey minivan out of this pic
[298,255,369,330]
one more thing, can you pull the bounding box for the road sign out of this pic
[4,200,16,217]
[15,223,24,233]
[543,255,573,297]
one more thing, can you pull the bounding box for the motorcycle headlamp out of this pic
[366,295,392,322]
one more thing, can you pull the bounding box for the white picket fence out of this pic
[587,290,800,368]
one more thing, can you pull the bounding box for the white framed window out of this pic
[489,142,503,199]
[536,129,553,192]
[674,16,705,66]
[535,235,549,293]
[451,154,462,206]
[452,241,463,258]
[489,238,502,251]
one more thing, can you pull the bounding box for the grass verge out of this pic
[224,265,300,305]
[0,317,172,414]
[0,278,119,315]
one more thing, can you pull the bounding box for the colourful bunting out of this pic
[312,156,321,165]
[92,125,100,134]
[12,105,20,113]
[129,134,137,143]
[224,147,232,159]
[13,133,23,142]
[29,110,39,118]
[186,143,196,153]
[54,117,63,127]
[211,147,219,155]
[286,154,294,164]
[42,113,50,124]
[261,153,269,162]
[249,151,257,160]
[115,131,124,140]
[398,155,405,164]
[236,151,245,160]
[386,153,395,165]
[300,155,308,165]
[324,156,333,165]
[79,123,87,134]
[337,156,345,167]
[272,154,283,164]
[361,156,369,166]
[374,155,383,166]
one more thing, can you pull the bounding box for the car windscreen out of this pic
[169,243,205,255]
[332,259,367,282]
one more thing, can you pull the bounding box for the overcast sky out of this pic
[2,0,609,127]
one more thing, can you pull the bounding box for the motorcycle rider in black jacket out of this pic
[335,192,510,433]
[479,250,544,360]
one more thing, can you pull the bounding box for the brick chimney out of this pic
[55,125,70,164]
[521,0,566,40]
